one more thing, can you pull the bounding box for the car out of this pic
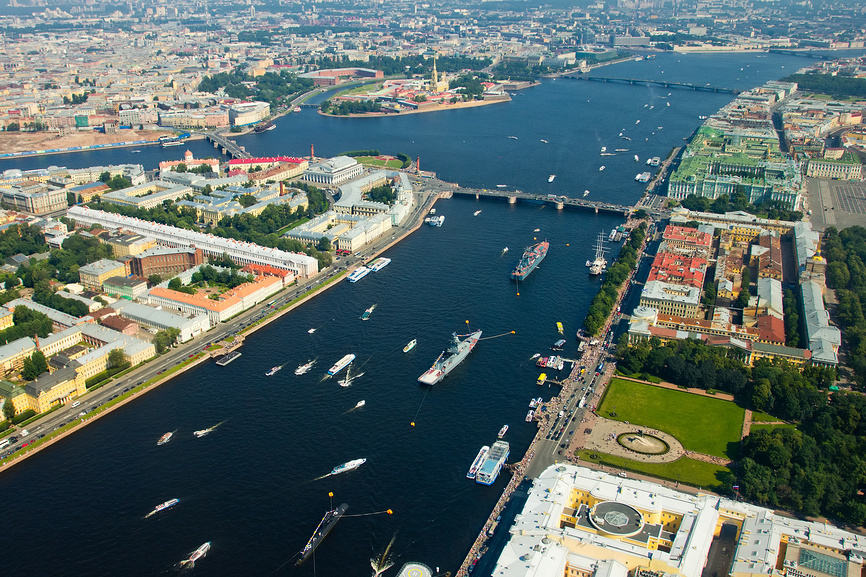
[188,353,195,358]
[8,436,18,443]
[21,442,29,448]
[123,388,130,392]
[157,370,165,374]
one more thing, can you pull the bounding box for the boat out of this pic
[265,365,282,376]
[529,398,539,409]
[634,155,639,162]
[145,498,179,518]
[525,410,534,422]
[635,119,641,124]
[180,542,211,567]
[355,400,366,409]
[347,266,371,283]
[254,121,275,133]
[578,341,587,352]
[293,106,301,112]
[131,150,141,153]
[368,257,391,272]
[601,153,615,156]
[636,172,651,183]
[308,328,317,334]
[615,148,629,152]
[537,355,564,370]
[295,360,315,375]
[496,184,507,188]
[466,445,490,479]
[328,354,356,375]
[215,351,241,366]
[429,208,436,214]
[403,339,417,353]
[360,305,376,321]
[588,232,608,276]
[599,166,605,171]
[537,373,547,385]
[338,364,364,387]
[609,229,618,242]
[583,190,590,197]
[296,504,348,566]
[600,146,606,153]
[530,353,541,360]
[426,215,445,227]
[540,139,548,143]
[473,210,482,216]
[157,431,173,446]
[476,440,509,485]
[497,425,509,438]
[508,135,518,139]
[418,329,482,385]
[650,157,661,166]
[556,322,564,334]
[548,174,556,183]
[161,140,183,148]
[510,241,549,281]
[552,339,566,351]
[331,458,366,475]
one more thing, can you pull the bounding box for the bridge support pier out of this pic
[475,193,479,200]
[555,201,564,210]
[221,147,227,155]
[214,142,218,149]
[508,196,516,204]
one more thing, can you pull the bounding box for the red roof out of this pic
[228,157,307,165]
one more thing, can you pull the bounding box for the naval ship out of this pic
[418,330,482,385]
[510,241,549,281]
[296,503,349,566]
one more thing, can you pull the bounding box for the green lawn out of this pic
[355,156,403,169]
[577,450,728,490]
[276,217,310,235]
[598,378,745,459]
[750,411,781,422]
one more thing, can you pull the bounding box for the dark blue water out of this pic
[0,52,835,576]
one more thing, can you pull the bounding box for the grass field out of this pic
[750,411,781,422]
[355,156,404,169]
[599,378,745,459]
[577,450,728,490]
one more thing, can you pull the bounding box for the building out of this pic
[67,206,319,279]
[124,246,204,278]
[303,156,364,186]
[0,337,36,374]
[5,299,86,331]
[492,465,866,577]
[639,281,702,318]
[100,315,139,336]
[158,150,220,177]
[102,276,149,300]
[225,101,270,126]
[100,181,192,210]
[800,280,842,366]
[661,225,713,252]
[646,253,707,289]
[147,275,282,325]
[78,259,127,290]
[106,234,157,257]
[22,366,85,413]
[806,153,863,179]
[109,300,209,342]
[0,183,67,214]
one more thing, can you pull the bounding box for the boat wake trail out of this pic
[371,531,398,576]
[500,247,509,257]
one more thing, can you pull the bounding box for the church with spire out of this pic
[428,54,449,93]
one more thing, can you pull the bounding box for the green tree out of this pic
[148,274,163,286]
[168,277,183,291]
[108,348,126,369]
[238,194,257,208]
[316,237,331,252]
[174,163,187,173]
[21,351,47,381]
[2,397,14,421]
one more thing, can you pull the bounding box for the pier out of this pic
[564,75,742,94]
[449,188,632,217]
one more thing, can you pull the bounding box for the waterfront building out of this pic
[227,157,309,173]
[100,180,193,210]
[638,281,701,318]
[67,206,319,278]
[109,300,209,343]
[23,366,85,413]
[224,101,270,126]
[158,150,220,177]
[669,208,796,237]
[147,275,282,326]
[285,210,392,252]
[492,465,866,577]
[77,259,127,290]
[303,156,364,186]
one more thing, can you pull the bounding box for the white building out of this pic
[109,300,209,342]
[304,156,364,186]
[67,206,319,278]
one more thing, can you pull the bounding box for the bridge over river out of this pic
[563,75,742,94]
[448,187,633,216]
[200,131,251,159]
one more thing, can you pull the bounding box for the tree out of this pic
[168,277,183,291]
[108,348,126,369]
[316,237,331,252]
[174,163,188,173]
[238,194,257,208]
[21,351,47,381]
[2,397,14,421]
[148,274,163,286]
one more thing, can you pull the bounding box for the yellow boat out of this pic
[556,322,564,334]
[537,373,547,386]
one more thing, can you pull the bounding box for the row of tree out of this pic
[320,99,382,115]
[679,192,803,222]
[366,185,396,205]
[0,306,53,346]
[782,73,866,98]
[822,226,866,389]
[582,223,647,335]
[197,70,313,105]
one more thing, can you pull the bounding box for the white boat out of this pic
[466,445,490,479]
[347,267,371,283]
[265,365,282,376]
[529,398,539,409]
[599,166,605,171]
[615,148,629,152]
[403,339,417,353]
[331,458,366,475]
[430,208,436,214]
[635,119,641,124]
[498,424,509,438]
[368,257,391,272]
[583,190,590,197]
[145,498,179,518]
[308,328,316,334]
[293,106,301,112]
[355,400,366,408]
[295,360,315,375]
[667,102,670,107]
[508,135,518,140]
[180,542,211,567]
[473,210,482,216]
[540,139,548,143]
[525,410,534,422]
[328,354,355,375]
[502,247,509,254]
[496,184,507,188]
[157,431,173,446]
[548,174,556,183]
[634,155,639,162]
[360,305,375,321]
[600,146,606,153]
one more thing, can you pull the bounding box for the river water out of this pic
[0,52,832,576]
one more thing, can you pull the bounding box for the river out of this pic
[0,51,838,576]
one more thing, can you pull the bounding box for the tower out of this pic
[416,156,420,173]
[431,55,438,90]
[310,143,315,161]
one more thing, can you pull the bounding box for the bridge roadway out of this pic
[200,131,251,159]
[564,75,742,94]
[449,187,633,216]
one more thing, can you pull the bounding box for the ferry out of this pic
[347,266,371,283]
[476,440,509,485]
[525,410,534,422]
[650,157,661,166]
[466,445,490,479]
[497,424,509,438]
[548,174,556,183]
[265,365,282,376]
[426,215,445,227]
[215,351,241,366]
[403,339,417,353]
[180,542,211,568]
[331,458,366,475]
[537,373,547,385]
[360,305,376,321]
[636,172,651,183]
[368,257,391,272]
[161,138,183,148]
[145,498,179,517]
[328,354,356,375]
[157,431,173,446]
[295,360,315,375]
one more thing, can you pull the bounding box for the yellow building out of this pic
[0,309,12,331]
[77,259,127,290]
[22,366,85,413]
[0,380,29,416]
[106,234,157,257]
[0,337,37,375]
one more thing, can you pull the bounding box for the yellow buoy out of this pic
[328,492,334,497]
[410,422,415,427]
[516,292,520,296]
[387,509,393,515]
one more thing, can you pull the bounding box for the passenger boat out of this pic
[145,498,179,518]
[295,360,315,375]
[537,373,547,385]
[347,266,371,283]
[180,542,211,567]
[215,351,241,366]
[552,339,566,351]
[265,365,282,376]
[403,339,417,353]
[476,441,509,485]
[328,354,355,375]
[360,305,376,321]
[157,431,173,446]
[368,257,391,272]
[525,410,534,422]
[497,424,509,438]
[466,445,490,479]
[331,458,366,475]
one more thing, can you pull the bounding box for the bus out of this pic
[597,362,605,374]
[0,439,9,450]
